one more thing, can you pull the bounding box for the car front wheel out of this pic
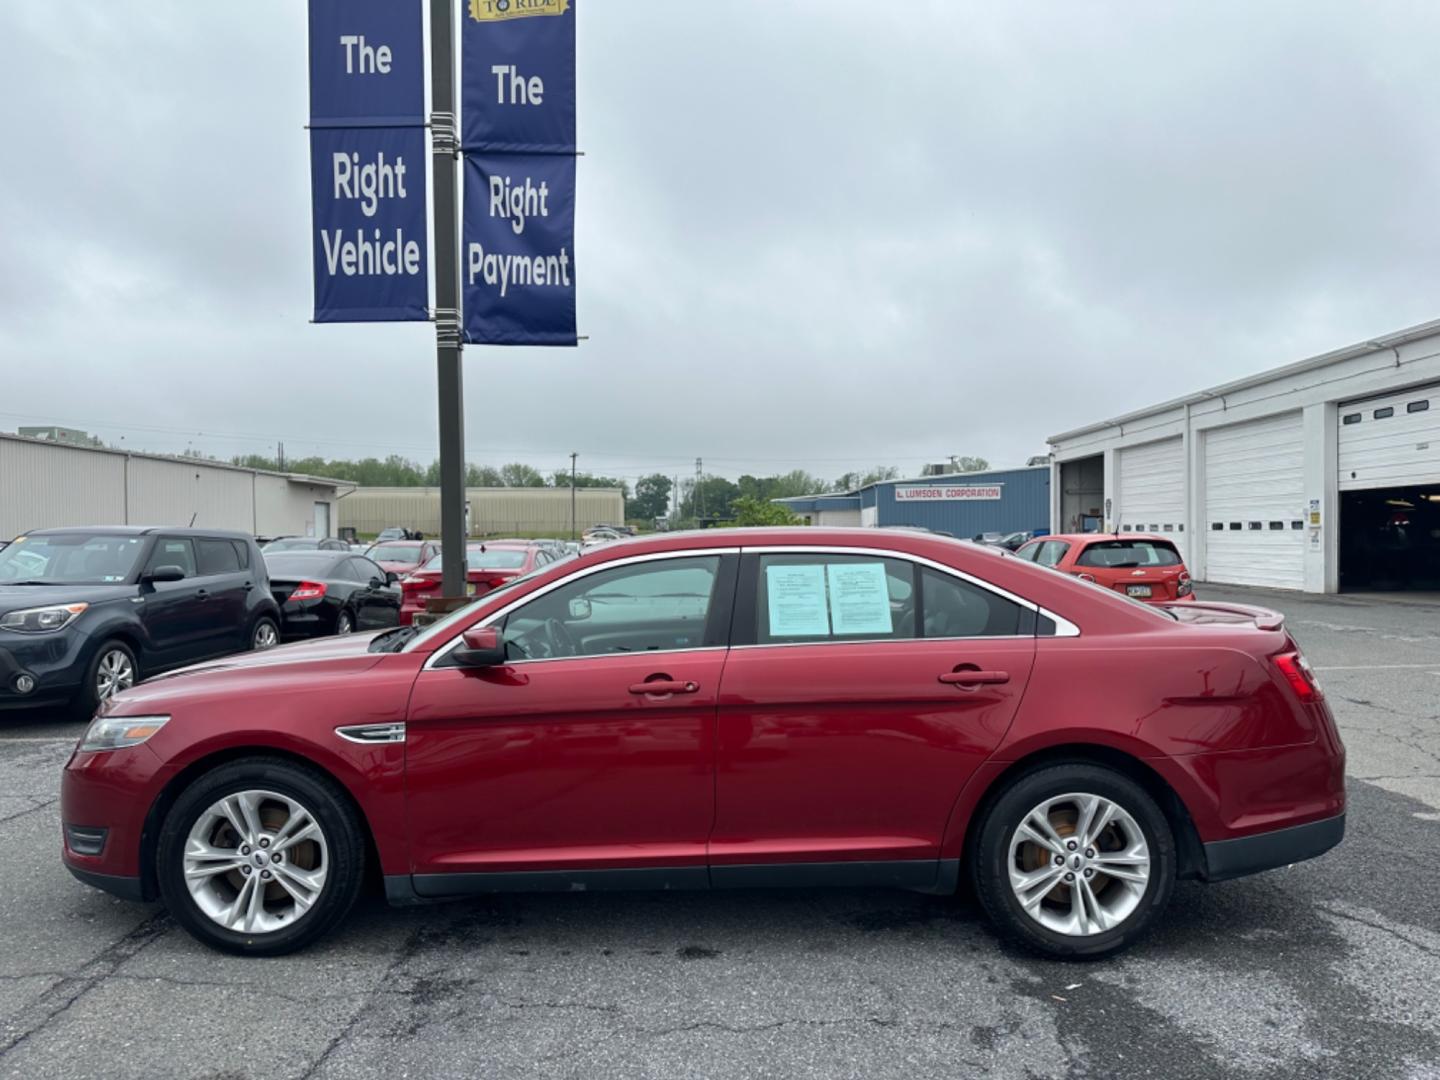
[971,763,1175,959]
[156,757,366,956]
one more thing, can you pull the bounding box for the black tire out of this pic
[70,639,138,722]
[970,763,1175,959]
[156,757,366,956]
[334,609,355,636]
[250,615,280,651]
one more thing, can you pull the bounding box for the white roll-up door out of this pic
[1338,384,1440,490]
[1116,437,1186,558]
[1202,412,1306,589]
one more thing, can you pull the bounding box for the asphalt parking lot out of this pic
[1,585,1437,1080]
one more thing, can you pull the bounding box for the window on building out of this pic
[1211,523,1224,531]
[1409,400,1430,414]
[1248,522,1263,530]
[1229,522,1242,531]
[1342,413,1362,425]
[1268,521,1284,531]
[1291,520,1305,529]
[1374,406,1394,419]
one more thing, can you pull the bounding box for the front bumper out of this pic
[0,633,89,709]
[61,743,171,900]
[1203,812,1345,882]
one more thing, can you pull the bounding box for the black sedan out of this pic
[262,537,351,553]
[263,551,402,639]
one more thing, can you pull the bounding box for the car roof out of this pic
[1034,533,1178,544]
[22,525,254,540]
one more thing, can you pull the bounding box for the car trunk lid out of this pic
[1154,599,1284,630]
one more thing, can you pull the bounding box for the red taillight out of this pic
[1273,651,1322,702]
[288,581,327,602]
[1177,572,1193,598]
[401,576,437,593]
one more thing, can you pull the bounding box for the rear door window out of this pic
[196,539,242,576]
[1034,541,1070,567]
[920,568,1025,637]
[755,553,917,644]
[1075,540,1182,568]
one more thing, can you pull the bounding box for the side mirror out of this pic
[142,565,186,584]
[567,597,592,621]
[369,576,385,589]
[386,571,400,586]
[454,625,507,668]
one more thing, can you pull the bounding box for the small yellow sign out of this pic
[469,0,569,22]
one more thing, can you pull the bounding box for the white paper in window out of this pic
[826,562,893,635]
[765,564,829,637]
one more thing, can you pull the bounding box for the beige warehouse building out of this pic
[339,486,625,538]
[0,432,348,540]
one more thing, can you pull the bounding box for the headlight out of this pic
[79,714,169,753]
[0,603,89,633]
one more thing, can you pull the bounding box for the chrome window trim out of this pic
[423,547,742,671]
[743,545,1080,639]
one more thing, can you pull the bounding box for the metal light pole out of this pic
[570,451,578,541]
[430,0,466,598]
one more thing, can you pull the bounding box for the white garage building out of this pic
[1048,318,1440,593]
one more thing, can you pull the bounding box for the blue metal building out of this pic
[775,466,1050,538]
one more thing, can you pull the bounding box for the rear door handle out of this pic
[196,589,210,602]
[629,680,700,696]
[939,670,1010,686]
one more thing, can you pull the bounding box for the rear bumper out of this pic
[1203,812,1345,882]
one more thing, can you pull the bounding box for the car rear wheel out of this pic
[971,763,1175,959]
[251,617,279,651]
[156,758,366,956]
[335,610,355,635]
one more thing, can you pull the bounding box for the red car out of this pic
[363,539,440,579]
[398,541,559,626]
[61,527,1343,958]
[1015,533,1195,603]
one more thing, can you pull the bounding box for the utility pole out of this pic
[570,451,578,541]
[430,0,466,598]
[695,457,704,523]
[277,441,285,472]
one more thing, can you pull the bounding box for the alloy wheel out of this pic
[96,649,134,701]
[182,789,329,935]
[1007,791,1150,936]
[336,613,354,635]
[253,621,279,650]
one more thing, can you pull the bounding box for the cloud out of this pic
[1,0,1437,487]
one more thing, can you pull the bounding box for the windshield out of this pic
[367,543,424,564]
[403,561,557,652]
[0,533,147,584]
[264,538,320,552]
[423,548,529,571]
[265,553,340,577]
[1076,540,1182,569]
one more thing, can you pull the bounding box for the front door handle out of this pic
[629,679,700,696]
[195,589,210,602]
[939,669,1010,686]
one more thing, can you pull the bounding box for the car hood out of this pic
[145,630,388,684]
[0,582,136,614]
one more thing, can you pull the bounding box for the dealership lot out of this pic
[0,585,1436,1079]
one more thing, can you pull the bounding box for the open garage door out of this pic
[1338,383,1440,590]
[1203,412,1306,589]
[1116,437,1186,558]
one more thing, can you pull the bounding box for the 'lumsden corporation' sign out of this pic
[894,485,1003,502]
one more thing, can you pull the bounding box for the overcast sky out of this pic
[2,1,1438,488]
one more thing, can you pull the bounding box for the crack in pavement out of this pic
[0,911,170,1060]
[1320,905,1440,961]
[0,798,58,826]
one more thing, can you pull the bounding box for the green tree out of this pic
[952,456,989,473]
[466,463,505,487]
[500,462,547,487]
[548,471,629,498]
[627,474,673,522]
[677,475,740,523]
[831,466,899,491]
[727,496,801,527]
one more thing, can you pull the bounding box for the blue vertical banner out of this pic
[308,0,429,323]
[463,153,576,345]
[461,0,578,346]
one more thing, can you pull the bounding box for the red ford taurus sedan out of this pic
[60,528,1344,957]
